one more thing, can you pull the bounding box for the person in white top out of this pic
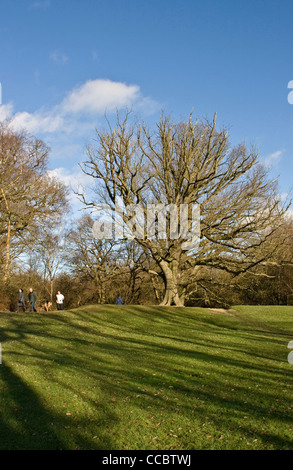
[56,291,64,310]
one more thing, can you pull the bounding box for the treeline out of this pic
[1,115,293,312]
[1,214,293,311]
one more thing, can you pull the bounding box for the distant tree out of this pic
[27,214,67,302]
[117,241,148,304]
[66,214,121,303]
[235,219,293,305]
[79,111,290,306]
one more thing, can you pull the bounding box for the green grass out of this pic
[0,304,293,450]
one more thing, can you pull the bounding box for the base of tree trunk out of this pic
[159,289,185,307]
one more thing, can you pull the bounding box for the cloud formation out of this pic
[62,80,140,114]
[262,149,285,169]
[6,78,158,135]
[47,166,91,189]
[0,103,13,122]
[50,50,69,65]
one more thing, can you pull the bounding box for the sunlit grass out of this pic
[0,304,293,449]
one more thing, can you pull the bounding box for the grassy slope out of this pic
[0,304,293,450]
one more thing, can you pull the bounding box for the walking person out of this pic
[56,291,64,310]
[17,288,26,312]
[28,288,37,312]
[116,295,123,305]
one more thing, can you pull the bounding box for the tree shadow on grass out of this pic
[0,360,116,450]
[1,307,293,449]
[0,362,65,449]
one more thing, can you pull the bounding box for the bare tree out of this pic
[27,215,67,302]
[0,122,68,282]
[67,214,121,303]
[79,111,290,306]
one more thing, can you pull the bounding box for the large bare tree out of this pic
[0,121,68,282]
[79,112,290,306]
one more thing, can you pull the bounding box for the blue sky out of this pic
[1,0,293,206]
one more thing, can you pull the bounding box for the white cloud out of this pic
[61,79,140,114]
[47,166,91,189]
[7,78,159,136]
[262,149,285,169]
[0,103,13,121]
[50,50,69,65]
[12,109,65,134]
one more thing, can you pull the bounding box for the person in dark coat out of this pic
[17,288,26,312]
[116,295,123,305]
[28,288,37,312]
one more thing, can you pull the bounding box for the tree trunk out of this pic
[3,218,11,283]
[95,273,106,304]
[50,275,54,302]
[150,274,161,303]
[159,260,185,306]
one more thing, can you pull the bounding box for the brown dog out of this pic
[41,301,52,312]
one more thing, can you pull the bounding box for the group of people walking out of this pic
[16,290,123,312]
[17,288,65,313]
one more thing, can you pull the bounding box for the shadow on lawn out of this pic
[1,308,293,449]
[0,320,117,450]
[0,359,117,450]
[0,362,63,450]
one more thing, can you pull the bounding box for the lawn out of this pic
[0,304,293,450]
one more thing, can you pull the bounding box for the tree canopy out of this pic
[79,111,290,306]
[0,122,68,283]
